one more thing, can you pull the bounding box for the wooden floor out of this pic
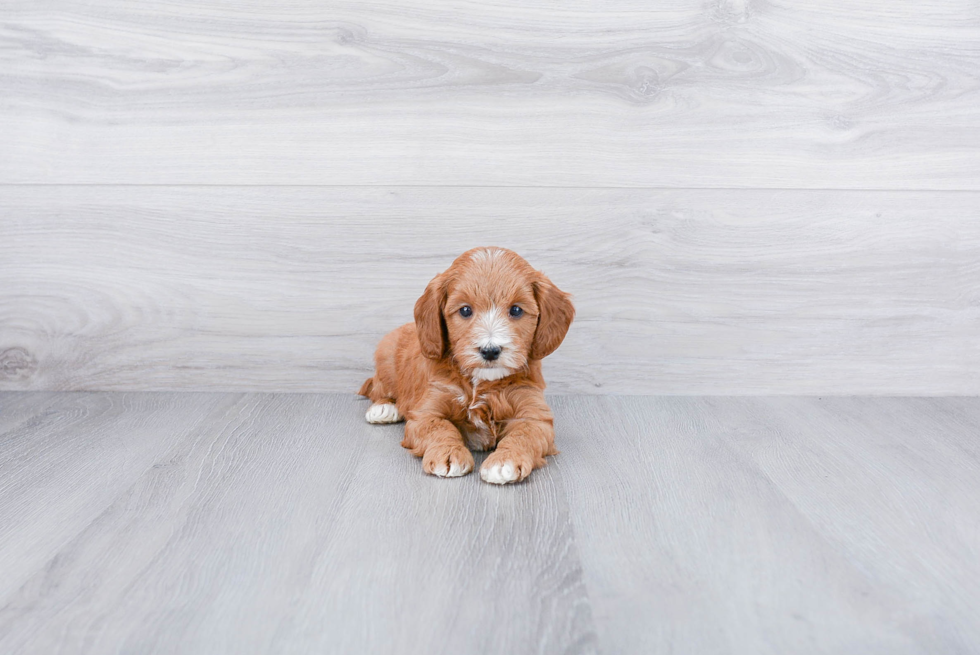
[2,392,978,654]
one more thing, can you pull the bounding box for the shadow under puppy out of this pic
[358,247,574,484]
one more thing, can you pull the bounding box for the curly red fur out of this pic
[359,247,574,483]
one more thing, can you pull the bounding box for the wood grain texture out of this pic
[1,0,978,187]
[550,395,980,654]
[2,186,978,394]
[0,392,597,655]
[272,413,596,655]
[2,392,980,653]
[0,391,235,601]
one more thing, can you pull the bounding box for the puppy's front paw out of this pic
[480,452,533,485]
[422,444,474,478]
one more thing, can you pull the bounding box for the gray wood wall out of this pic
[1,0,978,394]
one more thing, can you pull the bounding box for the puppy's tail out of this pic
[357,377,374,398]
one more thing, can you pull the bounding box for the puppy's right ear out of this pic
[414,272,449,359]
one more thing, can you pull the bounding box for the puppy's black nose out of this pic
[480,345,502,362]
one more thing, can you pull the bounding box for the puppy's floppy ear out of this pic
[530,273,575,360]
[414,272,449,359]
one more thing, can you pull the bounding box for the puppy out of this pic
[358,247,574,484]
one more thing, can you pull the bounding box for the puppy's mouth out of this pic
[466,360,511,372]
[470,365,514,382]
[462,344,522,377]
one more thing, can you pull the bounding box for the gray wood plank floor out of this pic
[2,392,978,654]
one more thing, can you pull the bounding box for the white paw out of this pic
[432,460,472,478]
[365,403,402,424]
[480,461,520,485]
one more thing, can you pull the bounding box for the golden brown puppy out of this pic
[358,247,574,484]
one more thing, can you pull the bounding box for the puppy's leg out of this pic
[361,376,403,424]
[481,390,557,485]
[480,421,554,484]
[362,326,406,424]
[366,402,403,424]
[402,414,474,478]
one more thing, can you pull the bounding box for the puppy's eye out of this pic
[509,305,524,318]
[459,306,473,318]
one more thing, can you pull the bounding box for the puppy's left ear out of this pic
[530,273,575,360]
[414,272,449,359]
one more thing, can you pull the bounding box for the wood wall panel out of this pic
[1,0,977,187]
[2,186,976,394]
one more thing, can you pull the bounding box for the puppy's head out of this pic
[414,247,574,380]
